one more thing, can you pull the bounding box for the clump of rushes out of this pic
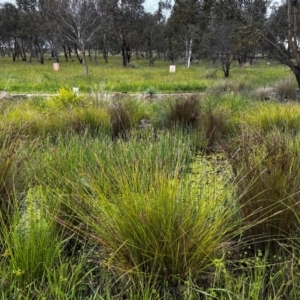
[109,96,150,139]
[0,186,93,298]
[75,105,111,136]
[225,129,300,252]
[45,87,85,111]
[154,94,202,129]
[202,105,230,149]
[49,131,239,294]
[273,77,296,101]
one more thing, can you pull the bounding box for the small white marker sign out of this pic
[169,65,176,73]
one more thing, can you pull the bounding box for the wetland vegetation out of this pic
[1,57,300,299]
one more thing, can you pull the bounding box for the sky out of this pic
[0,0,167,12]
[144,0,161,12]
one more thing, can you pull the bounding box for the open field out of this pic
[0,56,292,93]
[2,58,300,299]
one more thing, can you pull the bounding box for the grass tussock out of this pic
[48,133,238,290]
[154,94,202,129]
[252,86,276,100]
[273,77,297,101]
[109,97,150,139]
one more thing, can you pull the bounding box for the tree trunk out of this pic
[82,49,88,76]
[88,48,92,61]
[34,36,44,65]
[238,52,247,66]
[185,38,193,68]
[74,45,83,64]
[20,41,26,61]
[63,44,68,62]
[94,46,98,65]
[291,66,300,89]
[127,47,131,64]
[68,46,72,59]
[148,34,154,66]
[122,44,127,67]
[102,41,108,63]
[122,38,131,67]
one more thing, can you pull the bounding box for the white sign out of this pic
[169,65,176,73]
[53,63,60,71]
[73,87,79,94]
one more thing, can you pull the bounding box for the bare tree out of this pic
[45,0,102,76]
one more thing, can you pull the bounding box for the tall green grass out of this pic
[39,131,239,296]
[2,88,300,298]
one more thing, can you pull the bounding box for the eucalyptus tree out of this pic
[224,0,300,89]
[262,0,300,88]
[204,22,238,77]
[0,2,20,59]
[111,0,145,66]
[167,0,210,68]
[43,0,102,76]
[140,10,166,66]
[16,0,48,63]
[95,0,117,63]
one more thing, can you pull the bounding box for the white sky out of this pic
[0,0,168,12]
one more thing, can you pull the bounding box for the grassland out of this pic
[0,56,291,93]
[1,56,300,299]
